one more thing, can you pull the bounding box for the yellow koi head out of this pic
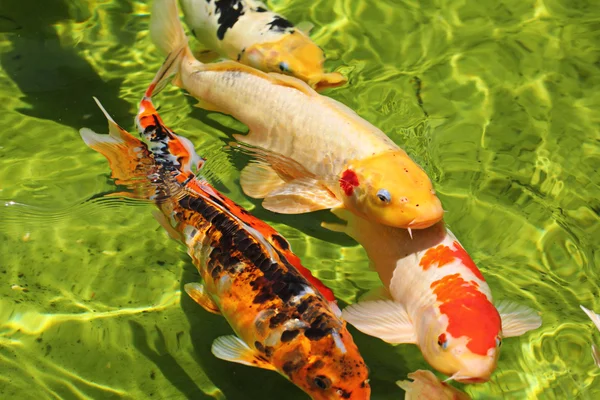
[272,327,370,399]
[338,151,443,229]
[241,32,347,91]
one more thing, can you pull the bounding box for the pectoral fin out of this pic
[184,282,221,315]
[152,210,182,242]
[239,162,286,199]
[580,305,600,367]
[212,335,276,370]
[262,178,342,214]
[295,21,314,35]
[321,221,347,233]
[496,300,542,337]
[342,300,417,344]
[581,305,600,331]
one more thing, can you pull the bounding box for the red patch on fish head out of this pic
[431,274,501,356]
[339,169,359,196]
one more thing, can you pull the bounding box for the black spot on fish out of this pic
[253,291,276,304]
[267,16,294,32]
[304,327,328,341]
[214,0,245,40]
[264,346,274,357]
[255,341,265,353]
[281,329,300,342]
[255,6,267,12]
[269,312,288,329]
[271,234,290,251]
[237,47,245,61]
[282,359,305,376]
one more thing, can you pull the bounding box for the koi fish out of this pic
[165,0,346,90]
[148,0,444,231]
[397,370,471,400]
[79,81,370,400]
[580,305,600,367]
[324,210,542,383]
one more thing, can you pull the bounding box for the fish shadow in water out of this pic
[128,319,212,400]
[0,0,131,132]
[178,262,308,400]
[188,106,358,248]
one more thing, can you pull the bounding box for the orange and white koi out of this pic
[79,81,370,399]
[397,370,471,400]
[148,0,444,231]
[164,0,346,90]
[325,210,542,383]
[580,305,600,367]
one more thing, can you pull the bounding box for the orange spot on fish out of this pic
[431,274,501,356]
[420,242,485,281]
[451,241,484,280]
[339,169,359,196]
[420,245,455,270]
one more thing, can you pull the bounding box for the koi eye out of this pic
[279,61,290,72]
[437,333,448,349]
[496,337,502,347]
[376,189,392,204]
[313,375,332,390]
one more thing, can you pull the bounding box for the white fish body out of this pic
[332,210,542,382]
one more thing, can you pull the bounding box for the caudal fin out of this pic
[150,0,188,56]
[80,98,157,200]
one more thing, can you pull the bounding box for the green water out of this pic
[1,0,599,398]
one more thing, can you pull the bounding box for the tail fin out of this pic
[80,98,157,200]
[150,0,188,56]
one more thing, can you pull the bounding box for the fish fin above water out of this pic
[80,101,157,199]
[212,335,275,370]
[193,98,230,115]
[496,300,542,337]
[150,0,188,57]
[580,305,600,367]
[581,305,600,332]
[184,282,221,315]
[397,370,472,400]
[262,178,342,214]
[239,162,286,199]
[152,210,182,242]
[295,21,314,35]
[342,300,417,344]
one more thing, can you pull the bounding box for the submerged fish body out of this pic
[80,83,370,399]
[149,0,444,230]
[331,210,542,383]
[176,0,346,90]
